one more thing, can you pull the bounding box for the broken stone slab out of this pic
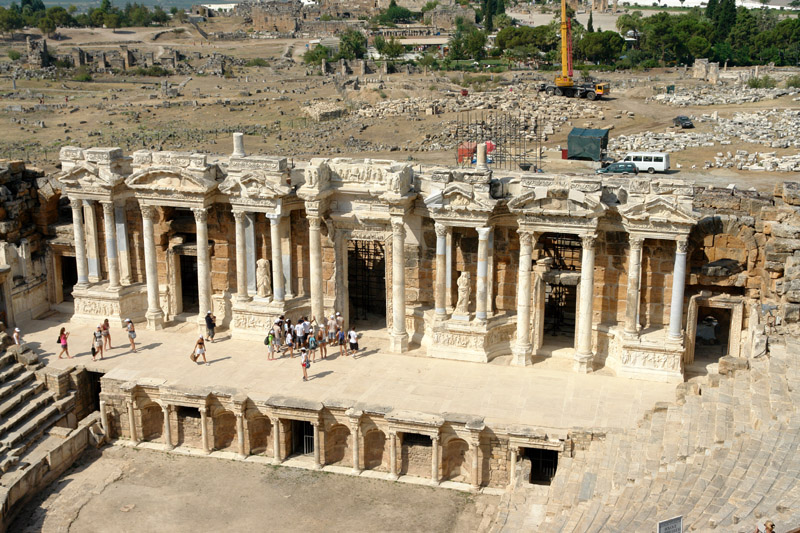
[385,409,444,427]
[267,395,323,412]
[7,343,38,366]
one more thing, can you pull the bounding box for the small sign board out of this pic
[657,516,683,533]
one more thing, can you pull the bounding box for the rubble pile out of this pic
[708,150,800,172]
[647,85,798,106]
[302,101,348,121]
[607,130,723,157]
[713,110,800,149]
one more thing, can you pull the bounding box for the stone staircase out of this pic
[0,350,72,476]
[501,336,800,532]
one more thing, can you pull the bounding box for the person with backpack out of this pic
[307,329,318,362]
[265,331,275,360]
[337,328,348,358]
[300,347,309,381]
[92,325,104,361]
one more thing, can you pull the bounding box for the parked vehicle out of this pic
[673,115,694,128]
[596,162,639,175]
[621,152,671,174]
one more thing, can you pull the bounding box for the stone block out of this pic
[8,343,39,365]
[784,303,800,323]
[718,356,749,375]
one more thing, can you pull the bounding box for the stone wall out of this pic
[400,436,431,477]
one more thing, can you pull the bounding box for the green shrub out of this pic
[786,75,800,88]
[73,67,92,82]
[747,75,776,89]
[245,58,268,67]
[7,50,21,61]
[133,65,172,77]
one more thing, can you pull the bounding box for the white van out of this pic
[622,152,670,174]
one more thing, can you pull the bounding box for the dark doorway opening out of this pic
[540,233,582,271]
[347,240,386,324]
[524,448,558,485]
[544,283,577,337]
[86,371,103,413]
[61,256,78,301]
[180,255,199,314]
[694,306,731,361]
[291,420,314,456]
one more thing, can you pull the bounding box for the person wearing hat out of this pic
[12,327,21,345]
[124,319,137,353]
[756,520,775,533]
[326,314,337,344]
[205,311,217,343]
[92,325,104,361]
[335,311,344,333]
[192,336,209,365]
[300,347,309,381]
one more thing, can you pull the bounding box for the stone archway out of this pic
[140,404,163,442]
[213,411,237,451]
[442,437,470,483]
[685,292,745,365]
[248,416,271,455]
[363,429,387,471]
[325,424,351,467]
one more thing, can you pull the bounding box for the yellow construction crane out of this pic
[536,0,609,100]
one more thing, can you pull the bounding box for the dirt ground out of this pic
[0,19,798,192]
[10,445,497,533]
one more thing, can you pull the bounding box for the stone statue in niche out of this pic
[455,271,471,315]
[256,258,272,299]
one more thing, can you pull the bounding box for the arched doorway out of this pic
[325,425,351,466]
[248,416,271,455]
[213,411,236,451]
[140,404,163,442]
[363,429,387,471]
[442,438,470,483]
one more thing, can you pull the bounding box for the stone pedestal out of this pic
[427,313,515,363]
[72,283,148,324]
[609,327,684,382]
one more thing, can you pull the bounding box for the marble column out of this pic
[390,217,408,352]
[431,434,440,485]
[280,216,294,299]
[351,425,361,474]
[512,230,534,365]
[269,216,285,302]
[193,207,211,322]
[486,229,495,316]
[126,400,138,443]
[271,417,282,464]
[530,262,549,356]
[389,432,399,480]
[101,201,121,291]
[84,200,101,282]
[234,211,250,302]
[245,213,257,296]
[99,400,109,434]
[200,407,210,454]
[575,233,597,373]
[475,227,492,322]
[508,447,517,488]
[114,204,133,285]
[624,235,645,336]
[161,403,173,451]
[445,227,453,309]
[70,198,89,287]
[308,216,324,321]
[668,238,689,340]
[236,412,246,458]
[141,205,164,330]
[470,441,480,490]
[312,421,322,469]
[434,223,447,317]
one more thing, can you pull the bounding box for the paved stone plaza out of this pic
[26,310,675,434]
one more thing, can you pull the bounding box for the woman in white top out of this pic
[12,327,21,345]
[124,319,137,353]
[300,347,309,381]
[348,327,359,355]
[92,325,104,361]
[192,336,208,365]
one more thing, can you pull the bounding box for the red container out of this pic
[561,148,568,159]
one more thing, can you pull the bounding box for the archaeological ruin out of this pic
[2,133,800,530]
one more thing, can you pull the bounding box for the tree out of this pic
[418,52,437,70]
[152,6,168,24]
[587,10,594,32]
[38,15,55,36]
[383,36,405,59]
[791,0,800,8]
[104,13,120,32]
[337,29,367,59]
[494,13,513,29]
[0,7,23,38]
[576,30,623,63]
[303,44,330,65]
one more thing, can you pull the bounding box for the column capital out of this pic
[100,200,115,212]
[434,222,447,238]
[69,197,82,209]
[192,207,209,223]
[310,419,320,428]
[141,204,157,221]
[391,217,405,238]
[628,234,645,249]
[158,401,171,412]
[232,210,246,221]
[431,434,439,443]
[676,237,689,254]
[476,226,492,240]
[517,229,535,247]
[308,215,322,230]
[235,412,243,419]
[581,233,598,249]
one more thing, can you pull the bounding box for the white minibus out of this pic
[621,152,670,174]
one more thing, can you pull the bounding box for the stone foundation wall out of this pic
[400,438,431,477]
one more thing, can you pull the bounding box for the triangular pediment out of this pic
[219,172,289,200]
[508,187,606,218]
[58,163,121,190]
[125,167,218,195]
[620,197,698,226]
[436,182,495,212]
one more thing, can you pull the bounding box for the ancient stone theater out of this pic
[2,135,800,530]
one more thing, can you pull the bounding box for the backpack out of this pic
[57,335,61,344]
[308,336,317,349]
[264,335,270,345]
